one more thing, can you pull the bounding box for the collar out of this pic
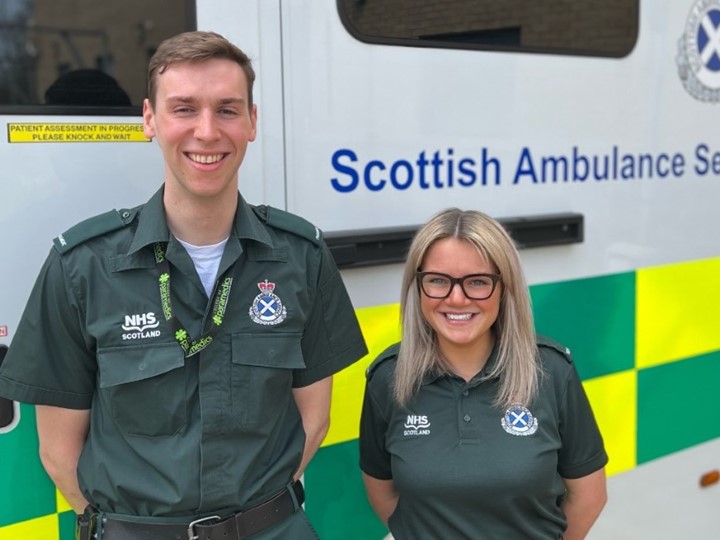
[127,186,274,255]
[420,341,501,386]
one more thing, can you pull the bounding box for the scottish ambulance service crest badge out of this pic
[677,0,720,102]
[501,405,539,437]
[249,279,287,325]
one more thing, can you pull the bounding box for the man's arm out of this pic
[362,472,398,526]
[292,376,332,480]
[36,405,91,513]
[561,468,607,540]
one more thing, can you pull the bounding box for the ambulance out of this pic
[1,0,719,538]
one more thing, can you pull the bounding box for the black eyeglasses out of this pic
[416,272,501,300]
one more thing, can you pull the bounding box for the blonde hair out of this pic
[395,208,539,410]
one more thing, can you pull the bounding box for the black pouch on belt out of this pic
[75,505,98,540]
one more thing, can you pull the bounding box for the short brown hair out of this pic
[147,31,255,108]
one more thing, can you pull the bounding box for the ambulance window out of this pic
[0,0,195,112]
[338,0,638,58]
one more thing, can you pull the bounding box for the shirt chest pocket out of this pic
[97,343,186,437]
[231,333,305,428]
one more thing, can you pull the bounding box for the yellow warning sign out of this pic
[7,123,150,143]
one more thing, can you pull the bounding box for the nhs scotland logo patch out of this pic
[403,414,431,436]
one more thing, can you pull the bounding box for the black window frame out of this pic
[337,0,639,59]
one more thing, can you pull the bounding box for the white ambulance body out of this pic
[1,0,719,538]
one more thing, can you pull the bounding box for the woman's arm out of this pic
[362,472,399,526]
[561,467,607,540]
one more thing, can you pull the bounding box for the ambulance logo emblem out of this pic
[249,280,287,325]
[677,0,720,102]
[501,405,538,436]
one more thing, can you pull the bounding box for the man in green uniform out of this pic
[0,31,367,540]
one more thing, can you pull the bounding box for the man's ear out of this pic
[142,98,156,139]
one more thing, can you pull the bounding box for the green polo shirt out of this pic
[0,187,367,524]
[360,337,607,540]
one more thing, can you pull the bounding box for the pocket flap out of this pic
[232,333,305,369]
[98,343,185,388]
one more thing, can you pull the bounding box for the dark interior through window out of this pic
[338,0,638,57]
[0,0,195,108]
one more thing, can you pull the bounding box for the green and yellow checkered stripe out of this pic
[0,403,76,539]
[3,257,720,540]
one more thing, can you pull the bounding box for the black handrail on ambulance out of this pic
[0,345,13,429]
[325,213,584,269]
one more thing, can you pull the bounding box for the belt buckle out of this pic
[187,515,221,540]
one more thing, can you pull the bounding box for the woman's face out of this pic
[419,237,502,361]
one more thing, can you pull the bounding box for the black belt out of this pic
[77,481,304,540]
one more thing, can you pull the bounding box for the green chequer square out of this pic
[0,403,57,527]
[638,350,720,463]
[58,511,76,540]
[530,272,635,381]
[305,440,387,540]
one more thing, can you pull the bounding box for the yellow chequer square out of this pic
[324,303,401,447]
[0,514,58,540]
[636,257,720,369]
[56,489,72,513]
[583,369,636,477]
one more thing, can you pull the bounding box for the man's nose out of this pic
[195,110,220,140]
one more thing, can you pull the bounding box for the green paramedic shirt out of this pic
[359,337,608,540]
[0,187,368,519]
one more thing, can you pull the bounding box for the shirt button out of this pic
[463,390,469,397]
[463,414,471,422]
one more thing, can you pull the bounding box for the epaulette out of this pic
[366,342,401,379]
[537,334,573,363]
[53,208,138,254]
[253,205,322,246]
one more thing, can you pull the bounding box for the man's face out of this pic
[142,58,257,202]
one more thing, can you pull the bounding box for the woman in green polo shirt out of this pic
[359,208,607,540]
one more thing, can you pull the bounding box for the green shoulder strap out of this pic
[536,334,573,364]
[254,205,322,246]
[366,342,401,379]
[53,208,137,254]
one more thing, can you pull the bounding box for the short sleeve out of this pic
[0,249,96,408]
[293,242,367,387]
[557,364,608,479]
[359,361,394,480]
